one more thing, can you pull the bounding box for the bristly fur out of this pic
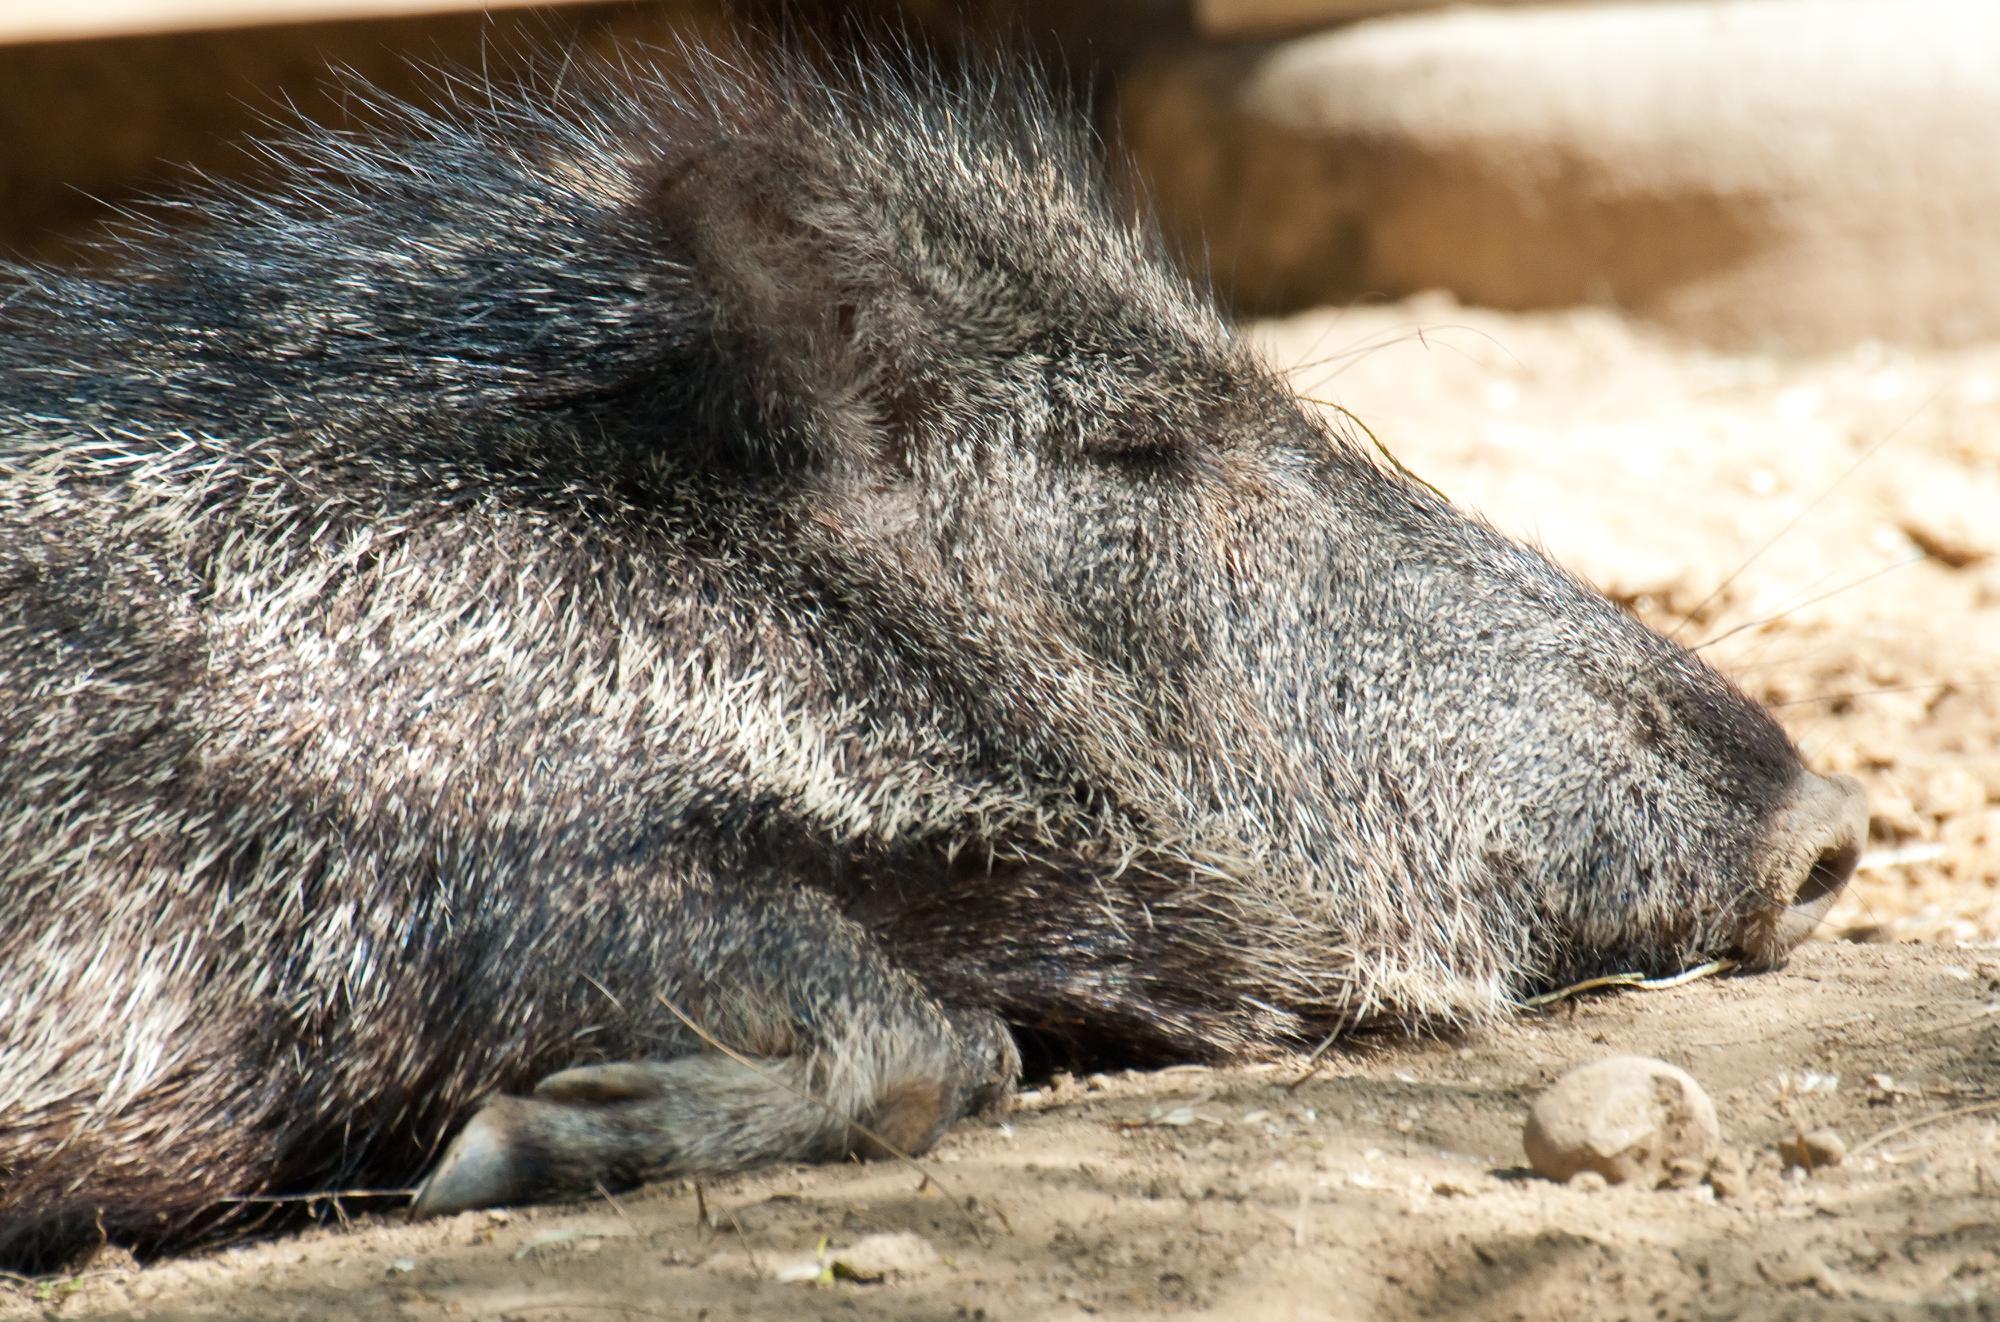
[0,39,1842,1267]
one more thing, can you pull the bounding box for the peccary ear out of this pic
[660,145,930,475]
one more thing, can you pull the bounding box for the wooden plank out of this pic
[0,0,607,46]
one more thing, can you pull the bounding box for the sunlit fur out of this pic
[0,44,1813,1265]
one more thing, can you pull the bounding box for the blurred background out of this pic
[3,0,1996,946]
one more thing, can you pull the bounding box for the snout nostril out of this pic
[1737,771,1868,967]
[1781,773,1867,917]
[1793,836,1860,910]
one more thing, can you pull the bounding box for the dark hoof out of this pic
[410,1099,540,1219]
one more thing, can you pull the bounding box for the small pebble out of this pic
[75,1243,141,1275]
[1666,1155,1708,1189]
[1523,1055,1720,1186]
[1707,1148,1750,1200]
[1779,1128,1847,1170]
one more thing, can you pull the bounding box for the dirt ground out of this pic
[9,301,1999,1320]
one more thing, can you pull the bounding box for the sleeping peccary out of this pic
[0,44,1867,1267]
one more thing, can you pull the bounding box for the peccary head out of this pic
[639,54,1864,1027]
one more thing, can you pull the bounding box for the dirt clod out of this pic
[1523,1055,1721,1186]
[1707,1148,1751,1200]
[1665,1155,1709,1189]
[1779,1128,1849,1170]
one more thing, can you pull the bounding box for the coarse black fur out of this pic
[0,42,1863,1268]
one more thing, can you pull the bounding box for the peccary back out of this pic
[0,44,1865,1266]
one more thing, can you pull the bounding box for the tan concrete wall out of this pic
[1119,0,2000,349]
[0,2,736,263]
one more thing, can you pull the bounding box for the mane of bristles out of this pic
[0,36,1129,483]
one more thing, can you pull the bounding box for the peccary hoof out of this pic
[412,1096,575,1219]
[412,1062,693,1219]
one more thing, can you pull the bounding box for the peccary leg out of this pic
[411,882,1020,1218]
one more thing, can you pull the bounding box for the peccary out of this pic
[0,45,1866,1267]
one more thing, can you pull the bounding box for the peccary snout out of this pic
[1735,771,1867,967]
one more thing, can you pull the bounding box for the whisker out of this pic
[1696,560,1854,670]
[1770,678,2000,709]
[1714,643,1860,674]
[1287,321,1528,401]
[1275,308,1359,384]
[1672,387,1940,637]
[1694,552,1925,652]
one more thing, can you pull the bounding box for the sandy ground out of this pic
[8,301,1999,1320]
[19,945,1997,1321]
